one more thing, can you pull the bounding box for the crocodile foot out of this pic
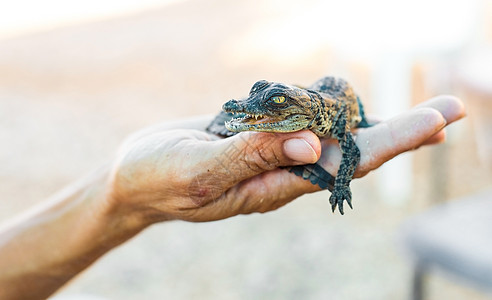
[329,186,353,215]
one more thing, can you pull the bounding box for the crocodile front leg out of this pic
[329,112,360,214]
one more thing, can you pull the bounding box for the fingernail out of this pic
[283,139,318,163]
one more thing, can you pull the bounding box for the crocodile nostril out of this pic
[222,99,242,112]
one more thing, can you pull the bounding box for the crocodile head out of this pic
[223,80,318,133]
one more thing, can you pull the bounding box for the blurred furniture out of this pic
[400,46,492,299]
[400,188,492,300]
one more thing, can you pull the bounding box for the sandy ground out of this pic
[1,0,491,299]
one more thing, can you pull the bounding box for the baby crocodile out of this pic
[207,76,370,214]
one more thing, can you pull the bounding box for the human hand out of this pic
[0,95,464,300]
[107,95,465,225]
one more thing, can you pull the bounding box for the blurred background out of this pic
[1,0,491,299]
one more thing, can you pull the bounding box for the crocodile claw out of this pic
[329,186,353,215]
[347,197,353,209]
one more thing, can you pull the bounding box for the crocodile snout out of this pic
[222,99,243,112]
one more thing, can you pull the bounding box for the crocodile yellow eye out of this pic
[271,96,285,104]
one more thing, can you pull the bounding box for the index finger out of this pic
[415,95,466,145]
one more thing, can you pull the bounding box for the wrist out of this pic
[104,166,175,234]
[94,169,153,243]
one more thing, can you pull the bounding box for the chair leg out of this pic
[412,263,427,300]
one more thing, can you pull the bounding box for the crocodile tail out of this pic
[356,96,371,128]
[287,164,335,191]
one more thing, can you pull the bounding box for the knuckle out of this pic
[240,132,282,171]
[243,146,280,171]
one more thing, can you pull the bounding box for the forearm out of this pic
[0,166,148,300]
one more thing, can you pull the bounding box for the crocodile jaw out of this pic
[225,113,310,133]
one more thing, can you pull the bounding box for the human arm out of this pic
[0,95,465,299]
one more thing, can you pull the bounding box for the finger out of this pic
[415,95,466,124]
[415,95,465,146]
[364,115,383,125]
[185,168,320,221]
[211,130,321,181]
[421,129,446,146]
[230,169,321,215]
[354,107,446,176]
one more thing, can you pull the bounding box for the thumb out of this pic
[186,130,321,208]
[211,130,321,186]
